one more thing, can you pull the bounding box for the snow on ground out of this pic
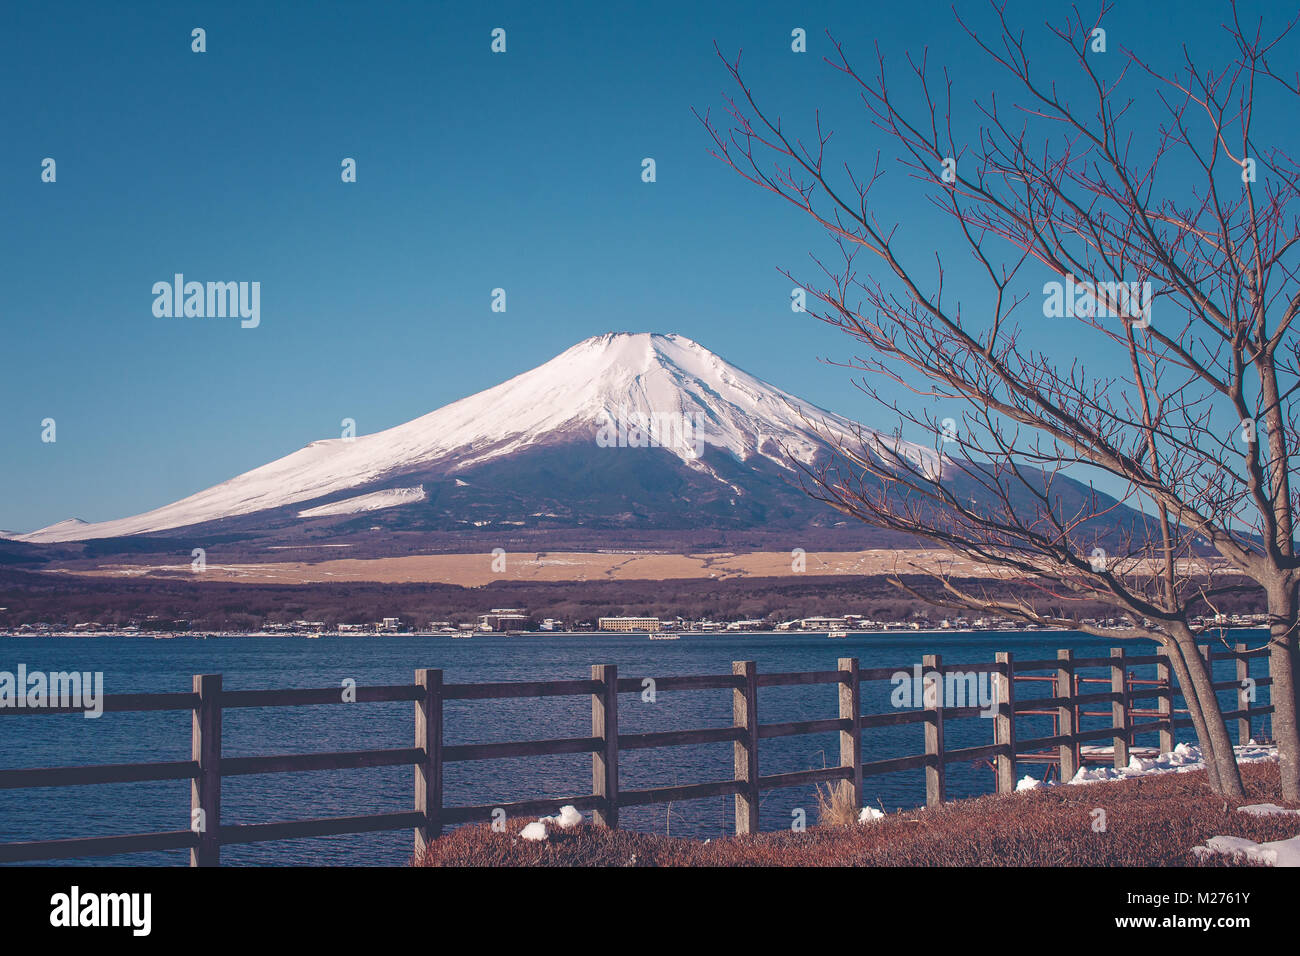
[858,807,884,823]
[540,805,582,829]
[1235,803,1300,817]
[1189,783,1300,866]
[517,805,583,842]
[1192,834,1300,867]
[1013,740,1299,867]
[296,485,425,518]
[1014,741,1279,790]
[519,821,547,841]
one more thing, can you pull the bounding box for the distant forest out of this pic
[0,568,1268,631]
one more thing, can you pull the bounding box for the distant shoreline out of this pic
[0,625,1269,640]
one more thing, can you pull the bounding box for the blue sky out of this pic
[0,0,1281,531]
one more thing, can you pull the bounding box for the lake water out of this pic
[0,630,1270,865]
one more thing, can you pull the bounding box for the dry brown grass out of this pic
[412,762,1299,867]
[814,780,861,827]
[64,549,995,585]
[62,549,1248,586]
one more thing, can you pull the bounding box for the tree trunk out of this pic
[1172,631,1245,799]
[1163,638,1223,794]
[1267,584,1300,802]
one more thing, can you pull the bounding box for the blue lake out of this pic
[0,630,1270,865]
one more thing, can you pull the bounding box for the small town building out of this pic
[798,616,853,630]
[598,616,662,632]
[478,609,530,631]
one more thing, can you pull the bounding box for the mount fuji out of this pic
[8,332,1127,558]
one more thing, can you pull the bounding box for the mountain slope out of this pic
[15,333,937,544]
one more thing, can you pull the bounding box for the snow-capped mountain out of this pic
[16,333,940,546]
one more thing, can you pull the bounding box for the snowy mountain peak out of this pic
[15,332,938,543]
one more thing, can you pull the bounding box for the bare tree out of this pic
[699,0,1300,798]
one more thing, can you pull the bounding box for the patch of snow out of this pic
[1067,741,1277,786]
[540,805,582,829]
[296,485,425,518]
[1192,833,1300,867]
[1236,803,1300,817]
[1016,774,1043,791]
[519,804,582,841]
[519,821,548,841]
[858,807,884,823]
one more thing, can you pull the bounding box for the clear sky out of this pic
[0,0,1283,531]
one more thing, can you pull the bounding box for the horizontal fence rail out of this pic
[0,643,1275,865]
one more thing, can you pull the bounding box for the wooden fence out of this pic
[0,641,1273,865]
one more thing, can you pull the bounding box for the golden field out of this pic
[62,549,992,585]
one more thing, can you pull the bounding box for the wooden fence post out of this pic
[591,664,619,828]
[1056,650,1078,782]
[995,652,1016,794]
[1235,642,1252,744]
[838,657,863,811]
[1156,649,1175,754]
[190,674,221,867]
[414,668,443,856]
[922,654,945,806]
[1110,648,1129,769]
[732,661,759,835]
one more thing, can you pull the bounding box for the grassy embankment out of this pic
[413,762,1298,866]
